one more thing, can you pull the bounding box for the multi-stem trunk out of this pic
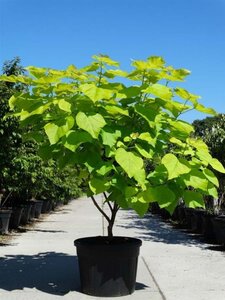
[91,194,119,238]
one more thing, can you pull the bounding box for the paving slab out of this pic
[1,196,225,299]
[0,196,162,299]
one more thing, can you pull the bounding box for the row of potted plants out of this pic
[0,197,62,235]
[150,202,225,246]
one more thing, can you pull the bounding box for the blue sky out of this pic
[1,0,225,122]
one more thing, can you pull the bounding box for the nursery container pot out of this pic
[20,202,32,225]
[34,200,43,218]
[29,201,36,221]
[211,215,225,245]
[201,213,216,243]
[190,209,204,233]
[9,206,24,230]
[0,209,12,234]
[74,236,142,297]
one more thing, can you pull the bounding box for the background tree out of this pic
[0,57,25,192]
[0,58,81,205]
[193,114,225,211]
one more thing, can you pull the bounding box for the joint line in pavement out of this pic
[141,256,166,300]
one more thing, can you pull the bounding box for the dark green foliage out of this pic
[0,57,25,190]
[0,58,81,206]
[193,114,225,163]
[193,114,225,210]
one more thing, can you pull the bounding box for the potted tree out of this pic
[1,55,224,296]
[0,189,12,234]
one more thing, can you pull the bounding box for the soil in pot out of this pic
[9,206,24,230]
[0,209,12,234]
[74,236,142,297]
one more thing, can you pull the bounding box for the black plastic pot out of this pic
[184,207,194,229]
[171,205,180,222]
[211,215,225,245]
[34,200,43,218]
[41,200,52,214]
[190,209,205,233]
[20,202,32,225]
[29,201,36,221]
[0,209,12,234]
[201,213,216,243]
[74,236,142,297]
[160,208,171,220]
[177,206,187,226]
[9,206,24,230]
[149,202,160,214]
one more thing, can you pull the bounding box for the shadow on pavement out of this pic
[0,251,148,295]
[0,252,80,295]
[118,211,207,248]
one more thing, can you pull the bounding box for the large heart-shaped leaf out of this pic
[76,112,106,139]
[161,153,191,180]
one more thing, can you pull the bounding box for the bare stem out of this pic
[90,195,110,223]
[97,62,103,86]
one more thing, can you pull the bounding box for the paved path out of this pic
[0,196,225,299]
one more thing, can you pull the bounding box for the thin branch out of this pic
[103,192,113,212]
[107,201,113,212]
[91,195,110,223]
[176,108,195,119]
[113,201,119,211]
[1,190,12,207]
[97,62,103,86]
[103,192,108,201]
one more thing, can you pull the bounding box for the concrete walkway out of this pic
[0,196,225,299]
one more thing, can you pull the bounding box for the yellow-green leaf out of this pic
[161,153,191,180]
[44,116,74,144]
[76,112,106,139]
[79,83,113,102]
[210,158,225,173]
[195,103,217,116]
[143,83,172,101]
[183,191,205,208]
[115,148,145,184]
[89,177,110,194]
[58,99,71,112]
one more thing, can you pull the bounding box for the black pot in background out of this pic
[34,200,43,218]
[9,206,24,230]
[190,209,205,233]
[0,209,12,234]
[20,202,33,225]
[171,205,180,222]
[149,202,160,214]
[211,215,225,245]
[41,200,52,214]
[184,207,194,229]
[160,208,171,220]
[201,213,217,243]
[74,236,142,297]
[29,201,36,221]
[177,206,187,226]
